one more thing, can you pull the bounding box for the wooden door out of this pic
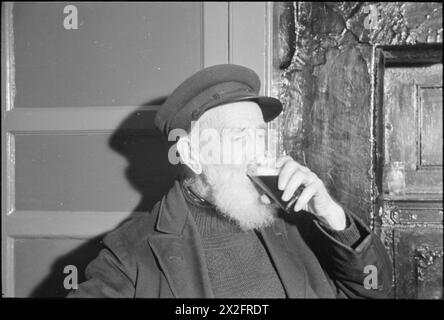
[1,2,276,297]
[376,45,443,299]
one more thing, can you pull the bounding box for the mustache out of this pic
[202,165,268,202]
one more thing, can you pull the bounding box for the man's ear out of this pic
[176,136,202,175]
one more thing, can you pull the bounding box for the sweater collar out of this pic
[181,181,214,208]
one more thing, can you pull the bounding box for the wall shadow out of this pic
[30,96,179,297]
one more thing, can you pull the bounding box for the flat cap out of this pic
[154,64,282,136]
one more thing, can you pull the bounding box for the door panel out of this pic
[383,63,442,195]
[420,86,443,167]
[13,237,103,297]
[394,226,443,299]
[15,133,138,212]
[13,2,203,108]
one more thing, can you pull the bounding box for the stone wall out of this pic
[274,2,442,224]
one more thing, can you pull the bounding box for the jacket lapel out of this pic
[259,217,307,298]
[146,181,214,298]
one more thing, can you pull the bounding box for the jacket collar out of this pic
[154,180,189,235]
[147,180,214,297]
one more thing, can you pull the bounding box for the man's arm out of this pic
[311,208,393,298]
[273,156,393,298]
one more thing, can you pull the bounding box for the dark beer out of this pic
[247,165,304,212]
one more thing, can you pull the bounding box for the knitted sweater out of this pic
[182,185,287,298]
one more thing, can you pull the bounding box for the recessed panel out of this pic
[14,132,178,212]
[420,86,443,167]
[13,237,103,297]
[13,2,202,108]
[383,63,442,194]
[394,228,443,299]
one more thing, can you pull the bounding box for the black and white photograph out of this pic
[1,1,442,305]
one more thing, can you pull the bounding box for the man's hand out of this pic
[261,156,346,231]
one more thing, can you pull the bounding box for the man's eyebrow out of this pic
[221,124,268,131]
[239,124,267,132]
[257,123,267,130]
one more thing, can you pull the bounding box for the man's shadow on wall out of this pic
[30,97,179,297]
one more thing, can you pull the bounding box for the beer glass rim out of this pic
[246,164,280,176]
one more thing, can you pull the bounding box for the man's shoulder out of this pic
[101,181,186,254]
[101,201,162,256]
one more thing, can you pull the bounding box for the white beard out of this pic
[198,164,278,231]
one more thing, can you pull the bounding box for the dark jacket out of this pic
[68,181,392,298]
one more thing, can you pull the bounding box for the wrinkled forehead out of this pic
[198,101,266,129]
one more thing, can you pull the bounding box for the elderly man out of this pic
[68,64,392,298]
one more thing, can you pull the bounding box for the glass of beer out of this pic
[246,157,304,212]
